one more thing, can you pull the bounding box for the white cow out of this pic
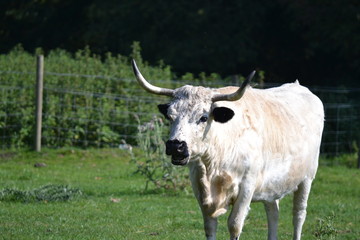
[132,60,324,240]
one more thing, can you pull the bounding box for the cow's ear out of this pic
[158,104,170,120]
[212,107,235,123]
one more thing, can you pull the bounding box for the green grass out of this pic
[0,149,359,239]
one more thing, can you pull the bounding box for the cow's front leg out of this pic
[202,213,218,240]
[189,162,218,239]
[227,183,255,240]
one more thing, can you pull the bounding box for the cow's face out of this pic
[131,59,253,165]
[158,86,235,165]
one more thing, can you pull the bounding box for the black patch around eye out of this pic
[199,116,208,122]
[212,107,235,123]
[158,104,170,120]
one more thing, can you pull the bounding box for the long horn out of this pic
[211,70,256,102]
[131,59,174,96]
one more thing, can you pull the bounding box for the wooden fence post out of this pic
[35,55,44,152]
[357,142,360,169]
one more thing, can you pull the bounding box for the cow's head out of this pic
[132,60,255,166]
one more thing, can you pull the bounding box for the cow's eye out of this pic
[199,116,208,123]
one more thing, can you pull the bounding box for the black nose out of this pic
[165,140,189,160]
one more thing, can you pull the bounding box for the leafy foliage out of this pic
[0,44,171,148]
[313,213,338,240]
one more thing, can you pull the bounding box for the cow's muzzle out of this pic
[165,140,189,165]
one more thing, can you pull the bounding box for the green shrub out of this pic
[313,213,338,240]
[0,184,83,203]
[0,43,171,148]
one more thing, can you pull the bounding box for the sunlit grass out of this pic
[0,149,359,239]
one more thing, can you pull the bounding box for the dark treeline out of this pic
[0,0,359,87]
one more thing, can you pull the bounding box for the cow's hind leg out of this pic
[292,179,313,240]
[264,199,279,240]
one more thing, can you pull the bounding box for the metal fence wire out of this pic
[0,68,359,156]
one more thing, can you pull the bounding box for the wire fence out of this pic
[0,68,359,156]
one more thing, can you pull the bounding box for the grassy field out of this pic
[0,148,359,240]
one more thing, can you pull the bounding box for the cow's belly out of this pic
[252,181,299,202]
[251,157,309,202]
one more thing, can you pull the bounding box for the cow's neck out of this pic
[189,156,238,218]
